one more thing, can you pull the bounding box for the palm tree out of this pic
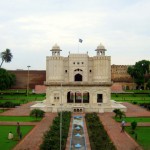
[113,109,126,119]
[0,49,13,68]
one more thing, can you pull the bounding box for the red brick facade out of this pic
[9,70,46,89]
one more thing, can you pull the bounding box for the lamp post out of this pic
[27,65,31,96]
[60,82,62,150]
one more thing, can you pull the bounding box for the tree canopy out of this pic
[127,60,150,89]
[0,68,16,90]
[0,49,13,68]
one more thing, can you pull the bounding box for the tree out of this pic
[127,60,150,89]
[0,68,16,90]
[30,109,45,119]
[0,49,13,68]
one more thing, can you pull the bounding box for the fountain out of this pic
[75,144,82,148]
[75,126,81,130]
[70,116,86,150]
[75,133,81,137]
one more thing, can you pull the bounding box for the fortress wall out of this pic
[9,70,46,89]
[8,65,135,90]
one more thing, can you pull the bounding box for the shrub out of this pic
[0,101,20,108]
[132,101,137,105]
[85,113,116,150]
[30,109,45,119]
[131,121,137,130]
[113,109,126,119]
[40,111,71,150]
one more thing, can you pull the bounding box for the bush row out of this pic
[139,103,150,110]
[85,113,116,150]
[0,101,20,108]
[40,111,71,150]
[113,93,150,97]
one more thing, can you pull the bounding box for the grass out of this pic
[125,90,150,93]
[0,116,42,122]
[111,93,150,104]
[114,117,150,123]
[0,109,9,113]
[0,125,34,150]
[0,93,45,105]
[126,126,150,150]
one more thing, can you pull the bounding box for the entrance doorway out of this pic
[74,74,82,81]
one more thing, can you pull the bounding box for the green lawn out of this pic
[114,117,150,123]
[0,116,42,122]
[126,126,150,150]
[0,109,5,113]
[0,125,34,150]
[0,93,46,104]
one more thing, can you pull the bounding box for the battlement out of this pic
[93,56,111,60]
[46,56,64,60]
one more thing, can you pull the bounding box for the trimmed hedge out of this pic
[85,113,116,150]
[40,111,71,150]
[139,103,150,110]
[0,101,20,108]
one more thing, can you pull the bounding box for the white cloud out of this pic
[0,0,150,70]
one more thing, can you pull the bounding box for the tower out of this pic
[50,44,62,56]
[95,43,106,56]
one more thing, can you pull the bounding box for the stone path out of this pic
[122,102,150,117]
[13,113,57,150]
[0,102,36,116]
[98,102,150,150]
[99,113,142,150]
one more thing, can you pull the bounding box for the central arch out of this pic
[74,74,82,81]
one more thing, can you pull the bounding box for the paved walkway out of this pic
[13,113,57,150]
[99,113,142,150]
[122,102,150,117]
[99,102,150,150]
[0,102,36,116]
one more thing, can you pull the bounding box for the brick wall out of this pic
[8,65,137,90]
[9,70,46,89]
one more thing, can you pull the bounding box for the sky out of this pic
[0,0,150,70]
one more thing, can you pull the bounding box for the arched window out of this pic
[75,92,82,103]
[83,92,89,103]
[67,91,74,103]
[74,74,82,81]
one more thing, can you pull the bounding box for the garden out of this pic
[85,113,116,150]
[113,108,150,150]
[40,111,71,150]
[0,125,33,150]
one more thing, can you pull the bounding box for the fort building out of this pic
[31,44,126,112]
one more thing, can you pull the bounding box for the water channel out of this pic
[70,116,86,150]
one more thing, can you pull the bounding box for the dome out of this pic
[51,43,61,51]
[52,44,60,50]
[97,43,106,50]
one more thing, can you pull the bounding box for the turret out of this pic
[95,43,106,56]
[50,44,62,56]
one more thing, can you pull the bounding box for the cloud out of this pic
[0,0,150,69]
